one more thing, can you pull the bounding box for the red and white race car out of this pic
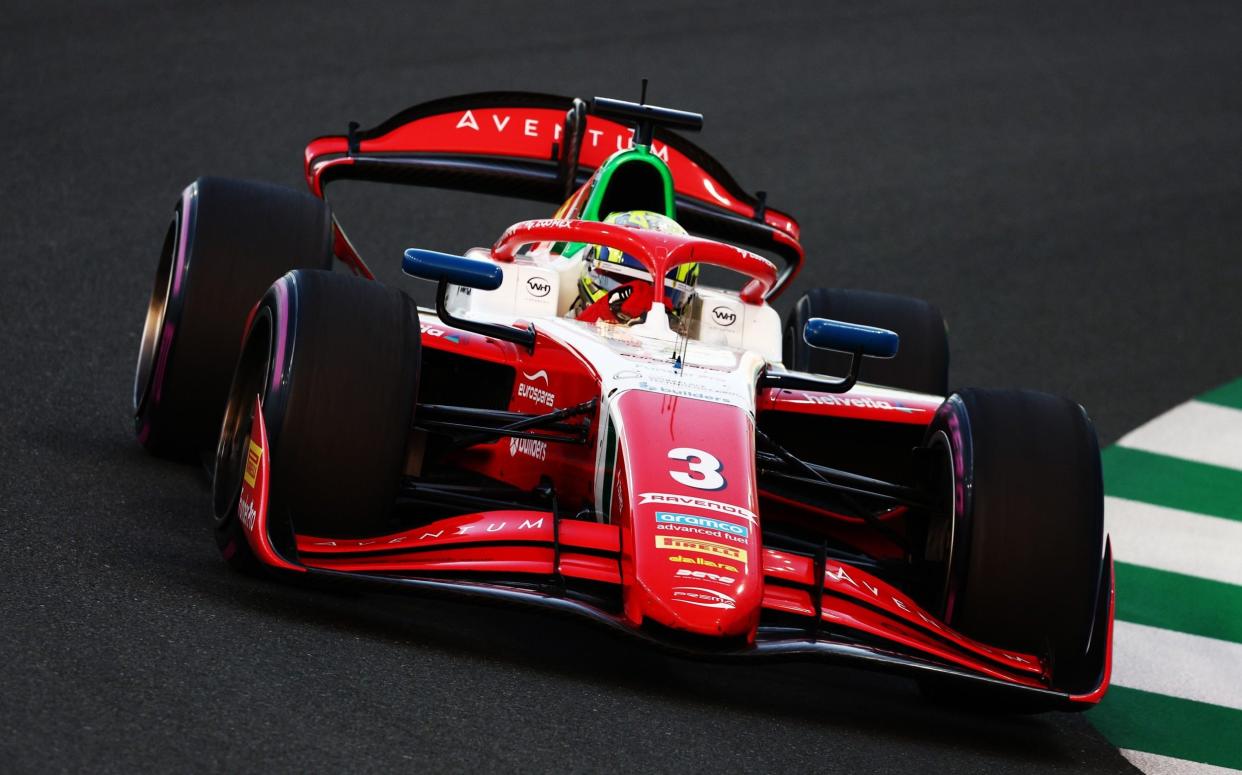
[133,91,1113,711]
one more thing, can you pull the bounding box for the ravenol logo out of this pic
[655,512,748,539]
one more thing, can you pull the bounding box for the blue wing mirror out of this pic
[402,249,504,290]
[401,248,535,350]
[803,318,899,359]
[757,317,900,394]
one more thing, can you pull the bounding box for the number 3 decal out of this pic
[668,447,726,490]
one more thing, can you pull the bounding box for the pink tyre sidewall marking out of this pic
[268,276,291,398]
[151,324,175,404]
[144,185,196,418]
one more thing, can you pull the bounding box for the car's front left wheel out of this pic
[212,270,422,571]
[919,388,1106,706]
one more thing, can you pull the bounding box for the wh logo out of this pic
[711,306,737,326]
[525,277,552,298]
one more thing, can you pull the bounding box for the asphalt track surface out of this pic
[2,1,1240,772]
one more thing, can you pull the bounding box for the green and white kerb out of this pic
[1089,377,1242,774]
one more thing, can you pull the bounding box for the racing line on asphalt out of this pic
[1090,377,1242,773]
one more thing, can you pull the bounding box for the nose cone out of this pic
[629,569,760,639]
[609,390,763,643]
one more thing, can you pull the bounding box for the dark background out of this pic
[2,1,1239,772]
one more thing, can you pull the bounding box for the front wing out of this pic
[235,400,1113,710]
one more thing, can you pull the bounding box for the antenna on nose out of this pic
[640,77,648,105]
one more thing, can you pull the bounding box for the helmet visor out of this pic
[590,256,695,314]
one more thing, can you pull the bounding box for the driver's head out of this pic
[576,210,699,324]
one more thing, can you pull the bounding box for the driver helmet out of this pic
[576,210,700,324]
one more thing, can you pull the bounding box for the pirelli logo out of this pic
[243,440,263,488]
[655,536,747,564]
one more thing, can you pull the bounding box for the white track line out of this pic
[1118,401,1242,471]
[1112,621,1242,711]
[1104,496,1242,586]
[1122,750,1242,775]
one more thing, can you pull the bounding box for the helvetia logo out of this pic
[795,393,925,414]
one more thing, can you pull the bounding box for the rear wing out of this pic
[303,92,804,298]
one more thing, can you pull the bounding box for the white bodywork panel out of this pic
[443,247,784,363]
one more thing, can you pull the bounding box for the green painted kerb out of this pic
[1197,376,1242,410]
[1091,687,1242,770]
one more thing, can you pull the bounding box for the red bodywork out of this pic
[233,293,1113,710]
[301,92,805,297]
[303,104,800,241]
[227,94,1112,711]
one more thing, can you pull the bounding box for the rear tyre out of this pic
[134,177,335,459]
[212,270,422,562]
[920,388,1104,705]
[783,288,949,395]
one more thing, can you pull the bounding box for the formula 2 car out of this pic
[133,91,1113,711]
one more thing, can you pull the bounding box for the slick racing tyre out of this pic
[921,388,1105,705]
[133,177,335,459]
[212,270,422,570]
[784,288,949,396]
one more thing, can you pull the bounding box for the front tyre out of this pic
[923,388,1105,701]
[213,270,422,565]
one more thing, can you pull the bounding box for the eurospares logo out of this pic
[655,536,747,563]
[655,512,748,540]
